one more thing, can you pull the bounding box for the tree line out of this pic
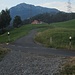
[0,9,11,34]
[0,9,22,34]
[28,12,75,24]
[23,12,75,25]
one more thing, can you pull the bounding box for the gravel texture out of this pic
[0,49,66,75]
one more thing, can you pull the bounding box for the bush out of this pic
[60,64,75,75]
[0,47,10,61]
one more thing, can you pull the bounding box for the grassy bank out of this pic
[35,19,75,50]
[60,57,75,75]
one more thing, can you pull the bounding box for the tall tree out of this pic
[13,16,22,28]
[0,9,11,33]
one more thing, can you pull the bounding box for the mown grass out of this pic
[0,24,51,43]
[52,19,75,29]
[35,19,75,50]
[0,47,10,61]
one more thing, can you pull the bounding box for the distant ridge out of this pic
[10,3,60,20]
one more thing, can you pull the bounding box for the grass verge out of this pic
[0,47,10,61]
[60,57,75,75]
[35,19,75,50]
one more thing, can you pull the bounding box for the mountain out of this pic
[10,3,60,20]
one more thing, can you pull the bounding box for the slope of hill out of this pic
[35,19,75,50]
[0,24,50,43]
[53,19,75,28]
[10,3,60,20]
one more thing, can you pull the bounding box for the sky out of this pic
[0,0,75,12]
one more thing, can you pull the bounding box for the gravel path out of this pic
[0,29,74,75]
[0,50,66,75]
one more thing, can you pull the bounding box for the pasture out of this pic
[35,19,75,50]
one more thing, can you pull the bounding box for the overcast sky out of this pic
[0,0,75,12]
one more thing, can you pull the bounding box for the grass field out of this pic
[35,19,75,50]
[0,24,51,43]
[53,19,75,29]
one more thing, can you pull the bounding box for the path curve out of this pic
[0,29,75,75]
[6,29,75,57]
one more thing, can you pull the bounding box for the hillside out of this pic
[10,3,59,20]
[53,19,75,28]
[0,19,75,49]
[35,19,75,50]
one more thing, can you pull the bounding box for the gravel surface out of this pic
[0,49,66,75]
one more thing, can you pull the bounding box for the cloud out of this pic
[0,4,8,11]
[37,1,75,12]
[71,4,75,12]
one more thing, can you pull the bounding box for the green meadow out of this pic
[0,19,75,50]
[0,24,51,43]
[35,19,75,50]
